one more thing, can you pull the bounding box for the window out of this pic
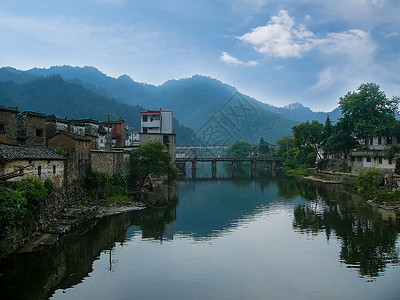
[357,157,362,162]
[367,157,371,162]
[38,166,42,177]
[387,136,392,145]
[163,135,169,144]
[389,159,392,165]
[378,137,382,145]
[0,124,5,134]
[378,157,382,164]
[369,138,373,145]
[36,128,43,137]
[53,165,56,174]
[143,115,148,122]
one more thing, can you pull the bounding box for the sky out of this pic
[0,0,399,112]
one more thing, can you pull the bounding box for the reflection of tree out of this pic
[293,198,400,278]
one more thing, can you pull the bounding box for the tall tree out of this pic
[292,120,324,159]
[225,140,252,158]
[339,83,399,143]
[130,141,178,185]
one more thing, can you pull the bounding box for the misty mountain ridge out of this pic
[0,66,341,144]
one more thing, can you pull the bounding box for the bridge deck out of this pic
[175,157,280,162]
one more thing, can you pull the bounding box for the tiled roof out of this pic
[48,131,91,142]
[0,144,65,162]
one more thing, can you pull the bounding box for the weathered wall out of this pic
[90,150,131,175]
[140,133,176,161]
[0,107,19,145]
[2,159,65,188]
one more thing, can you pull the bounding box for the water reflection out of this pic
[291,182,400,278]
[0,176,399,299]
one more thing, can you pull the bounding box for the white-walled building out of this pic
[140,108,173,134]
[139,108,176,160]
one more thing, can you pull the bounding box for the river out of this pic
[1,168,400,299]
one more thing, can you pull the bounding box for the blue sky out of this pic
[0,0,399,112]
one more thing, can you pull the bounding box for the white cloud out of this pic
[237,10,376,61]
[312,67,335,91]
[238,10,314,58]
[220,51,258,66]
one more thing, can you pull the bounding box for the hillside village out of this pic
[0,105,176,189]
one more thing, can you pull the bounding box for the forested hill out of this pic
[0,73,196,145]
[0,66,340,144]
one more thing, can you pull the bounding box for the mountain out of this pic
[0,74,196,145]
[0,66,341,144]
[267,102,341,123]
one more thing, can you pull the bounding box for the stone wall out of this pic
[90,150,131,175]
[0,106,19,144]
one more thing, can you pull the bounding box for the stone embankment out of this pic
[17,202,145,254]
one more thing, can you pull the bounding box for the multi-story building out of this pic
[139,108,176,160]
[140,108,173,134]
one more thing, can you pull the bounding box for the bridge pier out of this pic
[251,160,257,178]
[232,161,237,178]
[192,160,197,178]
[212,160,217,178]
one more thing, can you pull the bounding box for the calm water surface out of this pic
[1,174,400,299]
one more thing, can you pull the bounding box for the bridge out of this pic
[175,157,281,178]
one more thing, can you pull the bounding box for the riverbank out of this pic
[303,169,400,213]
[16,202,146,254]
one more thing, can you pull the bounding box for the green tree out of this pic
[322,115,334,143]
[292,120,324,159]
[339,83,399,143]
[225,140,252,158]
[259,137,270,154]
[324,132,358,155]
[131,141,178,185]
[275,136,294,157]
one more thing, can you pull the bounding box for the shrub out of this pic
[0,188,27,235]
[11,178,48,210]
[354,169,384,197]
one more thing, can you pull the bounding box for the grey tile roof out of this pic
[48,131,91,142]
[0,144,65,162]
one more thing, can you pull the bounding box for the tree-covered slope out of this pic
[0,75,195,145]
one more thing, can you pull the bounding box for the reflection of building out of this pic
[139,108,176,160]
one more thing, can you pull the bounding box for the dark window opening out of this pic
[38,166,42,177]
[357,157,362,162]
[369,138,373,145]
[367,157,371,162]
[53,165,56,174]
[379,157,382,164]
[36,128,43,137]
[378,137,382,145]
[0,124,5,134]
[387,136,392,144]
[143,116,148,122]
[143,128,148,133]
[163,135,169,144]
[389,159,393,165]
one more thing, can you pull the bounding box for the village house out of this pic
[0,144,65,188]
[140,108,176,160]
[17,111,47,146]
[349,129,400,174]
[0,106,19,145]
[47,131,91,186]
